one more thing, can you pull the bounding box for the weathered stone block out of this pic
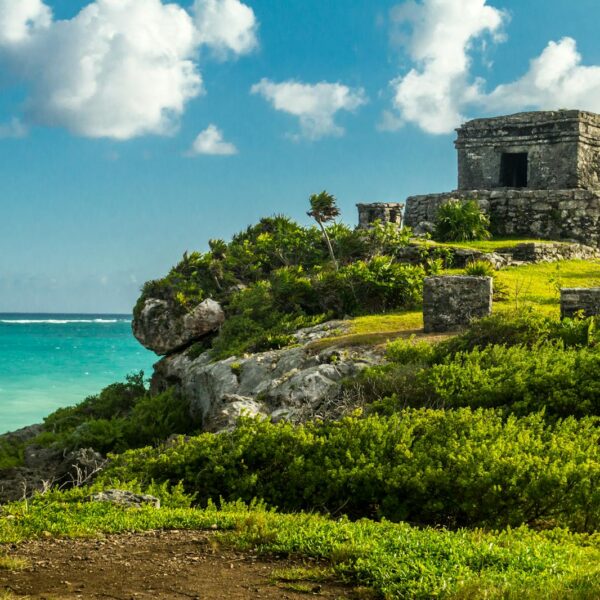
[560,287,600,318]
[423,276,493,333]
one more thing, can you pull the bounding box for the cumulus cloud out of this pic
[485,37,600,113]
[187,124,238,155]
[387,0,507,134]
[0,0,257,140]
[193,0,258,57]
[251,79,367,140]
[387,0,600,135]
[0,0,51,45]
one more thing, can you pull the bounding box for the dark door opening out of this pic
[500,152,528,187]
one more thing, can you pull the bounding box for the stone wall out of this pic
[423,276,493,333]
[578,116,600,190]
[455,111,600,191]
[356,202,404,228]
[560,287,600,318]
[404,189,600,247]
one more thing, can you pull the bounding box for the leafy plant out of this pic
[434,199,492,242]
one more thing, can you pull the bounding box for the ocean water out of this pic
[0,314,156,434]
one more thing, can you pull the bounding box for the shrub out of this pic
[438,311,600,356]
[103,409,600,531]
[36,376,198,454]
[314,258,425,316]
[464,259,495,277]
[434,199,491,242]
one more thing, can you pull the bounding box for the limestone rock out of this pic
[89,489,160,509]
[151,321,382,432]
[132,298,225,355]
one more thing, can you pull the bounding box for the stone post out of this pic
[560,287,600,318]
[423,276,493,333]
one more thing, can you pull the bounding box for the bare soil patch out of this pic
[0,530,355,599]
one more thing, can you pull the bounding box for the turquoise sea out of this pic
[0,314,156,434]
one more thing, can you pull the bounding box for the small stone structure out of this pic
[357,202,404,228]
[400,110,600,246]
[560,287,600,318]
[456,110,600,191]
[423,276,493,333]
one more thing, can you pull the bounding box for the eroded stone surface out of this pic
[151,321,383,432]
[132,298,225,355]
[423,276,493,333]
[560,287,600,318]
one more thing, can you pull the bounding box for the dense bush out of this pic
[36,375,198,454]
[434,199,491,242]
[135,216,413,317]
[103,409,600,532]
[0,438,24,470]
[211,258,426,358]
[135,216,423,358]
[357,341,600,421]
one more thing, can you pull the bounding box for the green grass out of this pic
[308,311,425,350]
[494,259,600,315]
[426,238,570,252]
[0,493,598,599]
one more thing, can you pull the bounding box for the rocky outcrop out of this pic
[151,321,384,432]
[132,298,225,355]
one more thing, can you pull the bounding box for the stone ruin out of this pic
[358,110,600,246]
[357,202,404,229]
[405,110,600,246]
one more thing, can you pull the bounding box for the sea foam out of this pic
[0,319,130,324]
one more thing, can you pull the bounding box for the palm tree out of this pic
[307,190,340,270]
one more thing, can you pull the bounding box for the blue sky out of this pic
[1,0,600,313]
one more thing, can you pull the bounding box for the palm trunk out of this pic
[317,219,338,271]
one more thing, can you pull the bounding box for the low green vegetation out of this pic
[0,492,598,600]
[433,199,492,242]
[34,373,199,455]
[0,439,24,471]
[103,407,599,531]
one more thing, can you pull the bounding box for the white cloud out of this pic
[186,124,238,155]
[251,79,367,140]
[386,0,600,135]
[485,37,600,113]
[0,0,51,45]
[0,117,28,139]
[193,0,258,57]
[388,0,507,134]
[0,0,257,140]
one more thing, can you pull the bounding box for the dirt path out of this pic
[0,530,355,599]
